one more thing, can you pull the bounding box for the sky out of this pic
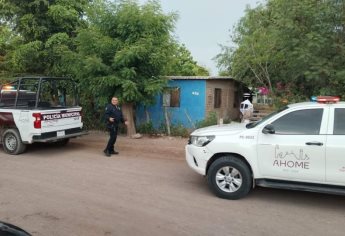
[138,0,264,75]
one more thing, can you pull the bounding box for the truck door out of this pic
[325,107,345,185]
[257,107,328,182]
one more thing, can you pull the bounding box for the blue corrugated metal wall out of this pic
[136,80,206,129]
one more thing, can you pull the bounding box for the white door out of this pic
[325,107,345,185]
[257,108,328,182]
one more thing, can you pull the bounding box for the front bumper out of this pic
[185,144,214,176]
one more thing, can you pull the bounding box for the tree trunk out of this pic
[122,102,136,137]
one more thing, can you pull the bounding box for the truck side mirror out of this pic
[262,124,275,134]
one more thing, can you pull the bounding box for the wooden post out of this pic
[184,109,195,128]
[164,106,171,136]
[145,107,150,123]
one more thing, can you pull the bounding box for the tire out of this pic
[2,128,27,155]
[207,156,252,200]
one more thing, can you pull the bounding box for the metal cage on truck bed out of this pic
[0,76,79,109]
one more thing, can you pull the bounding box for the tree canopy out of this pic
[0,0,89,75]
[75,0,177,105]
[166,44,209,76]
[216,0,345,103]
[0,0,208,131]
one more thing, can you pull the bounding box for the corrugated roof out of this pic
[166,76,234,80]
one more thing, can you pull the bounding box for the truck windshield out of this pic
[246,106,288,129]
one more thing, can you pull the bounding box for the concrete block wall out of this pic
[205,80,241,122]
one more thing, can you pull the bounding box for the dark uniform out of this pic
[104,103,125,156]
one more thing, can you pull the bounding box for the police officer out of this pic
[104,97,128,157]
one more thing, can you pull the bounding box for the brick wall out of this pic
[205,80,241,122]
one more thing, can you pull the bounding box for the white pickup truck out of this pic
[0,76,87,155]
[186,96,345,199]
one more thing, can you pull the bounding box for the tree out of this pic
[0,0,211,132]
[166,44,209,76]
[75,0,178,135]
[0,24,14,76]
[0,0,89,75]
[216,0,345,103]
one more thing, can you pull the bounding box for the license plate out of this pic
[57,131,65,137]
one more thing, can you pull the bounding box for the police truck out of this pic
[0,76,86,155]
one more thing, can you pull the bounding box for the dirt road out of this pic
[1,132,345,236]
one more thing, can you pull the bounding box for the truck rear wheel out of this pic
[2,129,27,155]
[207,156,252,200]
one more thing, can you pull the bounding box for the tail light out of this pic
[32,113,42,129]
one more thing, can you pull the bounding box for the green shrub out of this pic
[223,118,232,124]
[196,112,218,128]
[136,121,156,135]
[156,123,190,137]
[170,124,189,137]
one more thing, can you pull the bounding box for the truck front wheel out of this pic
[207,156,252,200]
[2,129,27,155]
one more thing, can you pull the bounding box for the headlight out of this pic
[189,135,215,147]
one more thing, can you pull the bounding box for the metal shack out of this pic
[135,76,248,129]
